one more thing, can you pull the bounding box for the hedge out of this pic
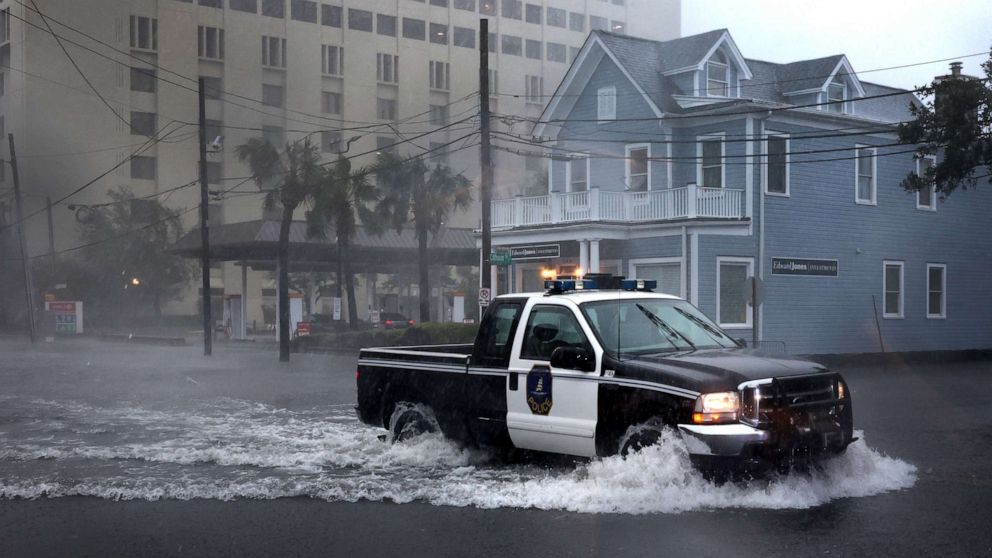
[291,323,479,352]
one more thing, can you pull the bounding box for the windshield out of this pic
[580,298,739,355]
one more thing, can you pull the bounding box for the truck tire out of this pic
[618,418,667,457]
[388,401,439,443]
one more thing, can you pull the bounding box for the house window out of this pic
[428,61,449,90]
[130,111,156,136]
[916,156,936,210]
[765,134,789,195]
[262,84,284,107]
[597,86,616,121]
[201,76,222,99]
[926,263,946,319]
[855,145,876,204]
[717,257,753,328]
[479,0,497,16]
[321,91,342,114]
[348,8,373,32]
[321,45,343,76]
[547,7,566,27]
[568,156,588,192]
[430,104,449,125]
[290,0,317,23]
[547,42,566,63]
[130,155,156,180]
[321,130,343,154]
[827,77,846,113]
[525,75,543,103]
[198,26,224,60]
[525,4,541,24]
[377,54,399,83]
[700,136,723,188]
[626,145,649,191]
[377,98,397,121]
[706,51,728,97]
[129,15,158,51]
[630,259,682,297]
[569,12,584,32]
[402,18,425,40]
[502,0,522,19]
[261,0,284,18]
[430,23,448,45]
[230,0,257,14]
[262,36,287,68]
[501,35,522,56]
[130,67,156,92]
[321,4,342,27]
[883,261,904,318]
[377,14,397,37]
[453,27,475,48]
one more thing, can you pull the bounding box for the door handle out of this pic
[509,372,519,391]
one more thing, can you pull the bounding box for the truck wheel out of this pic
[618,419,667,457]
[388,401,438,443]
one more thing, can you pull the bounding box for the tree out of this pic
[375,154,472,322]
[305,158,378,327]
[236,137,322,361]
[898,51,992,197]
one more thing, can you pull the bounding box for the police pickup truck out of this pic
[356,279,854,472]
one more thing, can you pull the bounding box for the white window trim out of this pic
[716,256,753,329]
[705,59,729,97]
[915,155,937,211]
[697,133,726,189]
[763,131,790,197]
[825,81,847,113]
[565,154,591,193]
[854,144,877,205]
[882,260,904,319]
[926,263,947,319]
[624,143,651,191]
[628,257,684,299]
[597,85,617,122]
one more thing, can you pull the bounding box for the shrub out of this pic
[291,322,479,352]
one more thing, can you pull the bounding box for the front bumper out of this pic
[677,423,771,456]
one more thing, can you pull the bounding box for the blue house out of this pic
[490,29,992,355]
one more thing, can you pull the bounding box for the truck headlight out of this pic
[692,391,739,424]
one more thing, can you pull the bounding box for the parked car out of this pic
[378,313,415,330]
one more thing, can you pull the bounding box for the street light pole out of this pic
[479,19,492,318]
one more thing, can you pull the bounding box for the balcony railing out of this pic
[491,184,745,229]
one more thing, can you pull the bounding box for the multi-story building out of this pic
[489,29,992,354]
[0,0,680,325]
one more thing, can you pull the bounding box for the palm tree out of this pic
[375,154,472,322]
[306,158,378,327]
[235,137,321,361]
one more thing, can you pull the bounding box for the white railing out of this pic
[491,184,745,229]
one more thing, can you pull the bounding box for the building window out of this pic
[569,46,580,62]
[430,104,449,125]
[926,263,946,319]
[130,112,156,136]
[429,142,449,165]
[501,35,522,56]
[429,61,450,90]
[0,9,8,44]
[525,75,543,103]
[569,12,584,32]
[430,23,448,45]
[377,98,397,121]
[377,14,397,37]
[546,42,566,63]
[916,155,936,210]
[321,91,342,114]
[568,156,588,192]
[206,161,223,185]
[855,145,876,204]
[590,15,608,31]
[546,7,566,28]
[129,15,158,51]
[883,261,904,319]
[626,144,649,192]
[262,125,285,147]
[611,21,625,34]
[430,0,449,6]
[130,156,156,180]
[699,136,724,188]
[205,119,223,143]
[198,26,224,60]
[130,67,156,92]
[630,259,682,297]
[488,32,498,53]
[348,8,373,32]
[321,4,342,27]
[262,36,287,68]
[525,3,541,24]
[502,0,522,19]
[321,130,343,154]
[525,39,541,60]
[717,257,753,328]
[261,0,285,18]
[201,76,222,99]
[453,26,475,48]
[827,77,846,113]
[402,18,426,40]
[706,51,729,97]
[378,54,399,83]
[290,0,317,22]
[597,86,616,121]
[262,84,284,107]
[321,45,343,76]
[765,134,789,195]
[489,68,499,95]
[479,1,496,16]
[454,0,476,10]
[230,0,257,14]
[376,136,397,156]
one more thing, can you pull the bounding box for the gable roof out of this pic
[778,55,846,93]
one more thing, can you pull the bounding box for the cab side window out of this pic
[521,305,590,361]
[471,301,523,367]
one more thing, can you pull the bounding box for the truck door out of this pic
[505,302,600,457]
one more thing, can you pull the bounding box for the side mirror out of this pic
[550,346,596,372]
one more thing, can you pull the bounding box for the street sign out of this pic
[491,251,512,266]
[478,287,491,306]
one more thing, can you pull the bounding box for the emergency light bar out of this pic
[544,279,599,293]
[620,279,657,292]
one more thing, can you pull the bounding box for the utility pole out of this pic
[198,78,213,356]
[479,19,492,317]
[8,134,36,343]
[45,195,55,276]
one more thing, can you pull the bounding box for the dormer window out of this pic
[706,52,729,97]
[827,76,847,113]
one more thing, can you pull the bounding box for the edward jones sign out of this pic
[771,258,839,277]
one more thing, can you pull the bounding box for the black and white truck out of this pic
[356,279,855,472]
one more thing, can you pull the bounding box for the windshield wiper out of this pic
[635,304,696,352]
[672,306,732,345]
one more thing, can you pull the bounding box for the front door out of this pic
[505,303,600,457]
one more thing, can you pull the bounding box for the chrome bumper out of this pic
[677,423,771,457]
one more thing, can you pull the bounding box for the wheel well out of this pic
[380,381,428,429]
[596,387,688,456]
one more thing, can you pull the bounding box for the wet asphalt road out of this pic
[1,337,990,557]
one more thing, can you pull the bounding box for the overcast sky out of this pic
[682,0,990,90]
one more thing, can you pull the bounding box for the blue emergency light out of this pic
[544,279,599,293]
[621,279,657,292]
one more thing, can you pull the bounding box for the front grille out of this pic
[740,373,846,428]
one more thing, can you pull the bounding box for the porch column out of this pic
[240,261,248,339]
[579,240,589,275]
[589,239,600,273]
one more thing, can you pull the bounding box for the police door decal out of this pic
[526,365,553,415]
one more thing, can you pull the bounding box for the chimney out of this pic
[949,61,963,77]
